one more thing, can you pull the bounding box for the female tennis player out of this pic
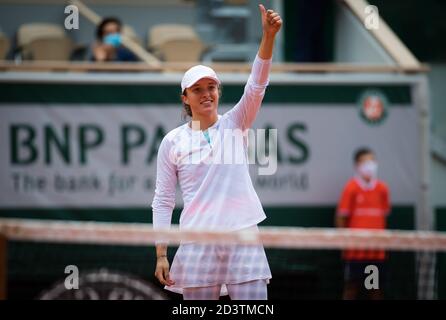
[152,4,282,300]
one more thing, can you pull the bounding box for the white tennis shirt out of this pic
[152,54,271,231]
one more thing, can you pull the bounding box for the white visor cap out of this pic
[181,65,221,93]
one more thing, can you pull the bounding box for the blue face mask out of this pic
[103,33,121,47]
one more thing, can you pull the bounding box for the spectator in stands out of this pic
[91,17,138,62]
[335,147,391,300]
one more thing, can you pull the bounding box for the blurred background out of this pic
[0,0,445,300]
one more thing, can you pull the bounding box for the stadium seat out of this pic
[148,24,208,62]
[17,23,73,61]
[0,32,10,59]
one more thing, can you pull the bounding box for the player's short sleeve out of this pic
[337,181,354,217]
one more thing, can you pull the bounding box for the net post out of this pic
[0,233,7,300]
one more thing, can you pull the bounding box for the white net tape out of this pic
[1,218,445,251]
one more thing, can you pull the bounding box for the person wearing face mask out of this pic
[336,147,391,300]
[91,17,138,62]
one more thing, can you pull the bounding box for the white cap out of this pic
[181,65,220,93]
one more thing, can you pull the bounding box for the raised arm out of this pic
[226,4,282,130]
[258,4,283,60]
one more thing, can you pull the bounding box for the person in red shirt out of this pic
[335,147,391,300]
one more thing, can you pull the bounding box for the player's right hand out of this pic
[154,257,175,286]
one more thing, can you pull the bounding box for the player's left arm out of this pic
[226,4,282,130]
[258,4,283,60]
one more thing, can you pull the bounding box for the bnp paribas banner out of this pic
[0,83,418,209]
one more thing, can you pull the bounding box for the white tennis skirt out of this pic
[164,225,272,296]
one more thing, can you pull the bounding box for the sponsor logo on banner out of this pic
[358,89,388,125]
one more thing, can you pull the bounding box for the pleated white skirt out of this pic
[164,225,272,296]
